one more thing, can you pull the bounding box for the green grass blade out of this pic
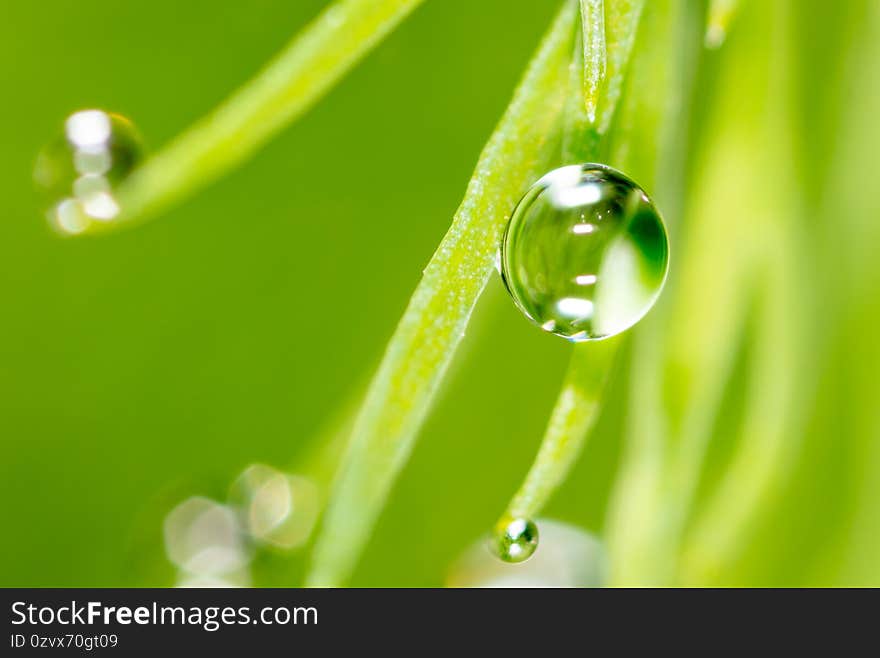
[504,337,620,520]
[566,0,646,156]
[705,0,741,48]
[819,4,880,583]
[678,1,807,583]
[87,0,426,233]
[496,0,652,530]
[305,1,578,587]
[596,0,646,133]
[579,0,607,124]
[606,0,724,584]
[608,126,758,586]
[562,23,599,163]
[607,0,804,585]
[680,249,802,583]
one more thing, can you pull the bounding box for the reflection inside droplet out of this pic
[65,110,112,149]
[34,109,142,234]
[490,516,539,563]
[449,518,607,587]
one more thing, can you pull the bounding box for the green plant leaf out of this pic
[705,0,741,48]
[606,0,806,585]
[677,1,807,584]
[305,0,578,587]
[496,0,655,533]
[87,0,426,233]
[504,337,620,521]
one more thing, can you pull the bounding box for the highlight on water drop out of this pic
[450,519,606,587]
[500,163,669,342]
[33,109,142,235]
[490,515,539,563]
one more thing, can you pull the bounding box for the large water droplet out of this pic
[450,518,606,587]
[490,516,539,563]
[500,164,669,341]
[33,109,142,234]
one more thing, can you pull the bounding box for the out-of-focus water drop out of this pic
[500,164,669,341]
[163,497,250,580]
[229,464,321,551]
[449,518,606,587]
[490,516,539,563]
[33,109,142,234]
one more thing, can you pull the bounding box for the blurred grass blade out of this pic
[680,248,803,583]
[305,0,577,587]
[89,0,426,233]
[607,0,802,585]
[679,0,806,583]
[597,0,725,585]
[705,0,741,48]
[504,337,620,521]
[295,386,363,489]
[608,115,758,585]
[821,3,880,583]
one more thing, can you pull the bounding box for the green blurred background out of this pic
[1,0,878,586]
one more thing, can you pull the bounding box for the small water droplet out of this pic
[490,516,539,563]
[500,164,669,341]
[34,109,143,234]
[451,518,605,586]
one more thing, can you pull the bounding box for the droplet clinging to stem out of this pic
[34,109,143,235]
[490,516,539,563]
[500,163,669,342]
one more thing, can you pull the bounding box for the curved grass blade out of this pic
[88,0,426,233]
[495,0,650,534]
[305,0,578,587]
[606,0,801,585]
[680,247,802,583]
[705,0,741,49]
[603,4,725,569]
[504,337,620,521]
[678,0,807,583]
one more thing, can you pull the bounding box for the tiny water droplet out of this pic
[449,518,606,587]
[34,109,143,234]
[490,516,538,563]
[500,164,669,341]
